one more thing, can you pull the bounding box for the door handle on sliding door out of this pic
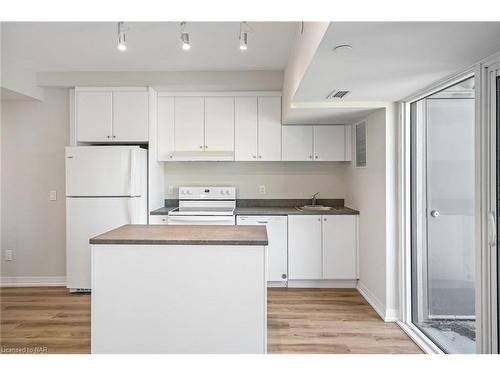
[488,211,496,247]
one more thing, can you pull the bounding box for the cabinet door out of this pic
[234,97,258,161]
[344,125,352,161]
[322,215,357,279]
[257,97,282,161]
[76,91,113,142]
[174,97,205,152]
[112,91,149,142]
[157,97,175,161]
[282,126,313,161]
[313,126,346,161]
[237,216,288,282]
[204,97,234,152]
[288,215,322,279]
[149,215,168,225]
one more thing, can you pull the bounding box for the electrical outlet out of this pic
[5,250,13,261]
[259,185,266,195]
[49,190,57,201]
[168,185,174,196]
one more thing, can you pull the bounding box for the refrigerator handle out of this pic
[129,148,136,196]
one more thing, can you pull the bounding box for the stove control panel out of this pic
[178,186,236,200]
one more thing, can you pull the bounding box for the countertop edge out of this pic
[90,239,268,246]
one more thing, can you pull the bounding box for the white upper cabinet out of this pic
[204,97,234,152]
[288,215,323,280]
[282,126,313,161]
[234,97,258,161]
[112,91,149,142]
[157,93,281,162]
[157,96,175,161]
[174,97,205,152]
[76,91,113,142]
[322,215,357,279]
[281,124,351,162]
[313,126,345,161]
[75,88,148,143]
[257,97,282,161]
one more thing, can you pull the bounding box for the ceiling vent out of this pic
[326,90,350,99]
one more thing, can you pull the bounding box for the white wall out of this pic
[164,162,347,199]
[344,106,399,321]
[1,88,68,280]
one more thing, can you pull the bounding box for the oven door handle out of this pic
[167,216,235,222]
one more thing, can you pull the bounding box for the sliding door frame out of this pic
[398,67,477,354]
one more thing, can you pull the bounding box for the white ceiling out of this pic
[285,106,381,125]
[1,22,297,71]
[294,22,500,102]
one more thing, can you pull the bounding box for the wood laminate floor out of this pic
[0,287,422,354]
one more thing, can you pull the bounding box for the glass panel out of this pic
[411,77,476,353]
[497,74,500,349]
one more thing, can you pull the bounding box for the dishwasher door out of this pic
[237,215,288,282]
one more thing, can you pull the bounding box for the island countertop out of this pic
[90,224,268,246]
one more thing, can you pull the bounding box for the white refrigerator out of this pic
[65,146,148,291]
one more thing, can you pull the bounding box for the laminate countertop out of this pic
[234,206,359,216]
[150,206,359,216]
[90,224,268,246]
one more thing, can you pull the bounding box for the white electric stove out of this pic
[167,186,236,225]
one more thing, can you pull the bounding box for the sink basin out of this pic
[297,205,334,211]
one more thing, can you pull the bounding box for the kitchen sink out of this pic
[297,205,334,211]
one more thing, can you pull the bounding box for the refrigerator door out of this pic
[65,146,145,197]
[66,197,146,290]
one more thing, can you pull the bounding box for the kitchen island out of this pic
[89,224,268,354]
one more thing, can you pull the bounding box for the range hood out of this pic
[169,151,235,161]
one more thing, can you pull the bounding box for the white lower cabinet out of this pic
[288,215,323,279]
[322,215,357,279]
[149,215,168,224]
[288,215,357,280]
[237,215,288,282]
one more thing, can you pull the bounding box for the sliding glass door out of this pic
[411,77,477,353]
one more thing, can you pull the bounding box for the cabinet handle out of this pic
[257,221,268,224]
[199,145,203,149]
[324,218,327,221]
[318,218,321,222]
[309,155,312,159]
[112,135,116,139]
[107,135,110,138]
[281,274,287,280]
[253,155,257,159]
[258,155,262,159]
[205,145,208,149]
[315,155,319,159]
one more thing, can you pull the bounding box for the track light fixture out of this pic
[239,22,249,51]
[180,22,190,51]
[117,22,127,51]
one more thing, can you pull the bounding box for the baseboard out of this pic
[287,279,357,288]
[356,281,398,322]
[0,276,66,287]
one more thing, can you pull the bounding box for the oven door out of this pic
[167,215,235,226]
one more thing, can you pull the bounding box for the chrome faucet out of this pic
[311,192,319,206]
